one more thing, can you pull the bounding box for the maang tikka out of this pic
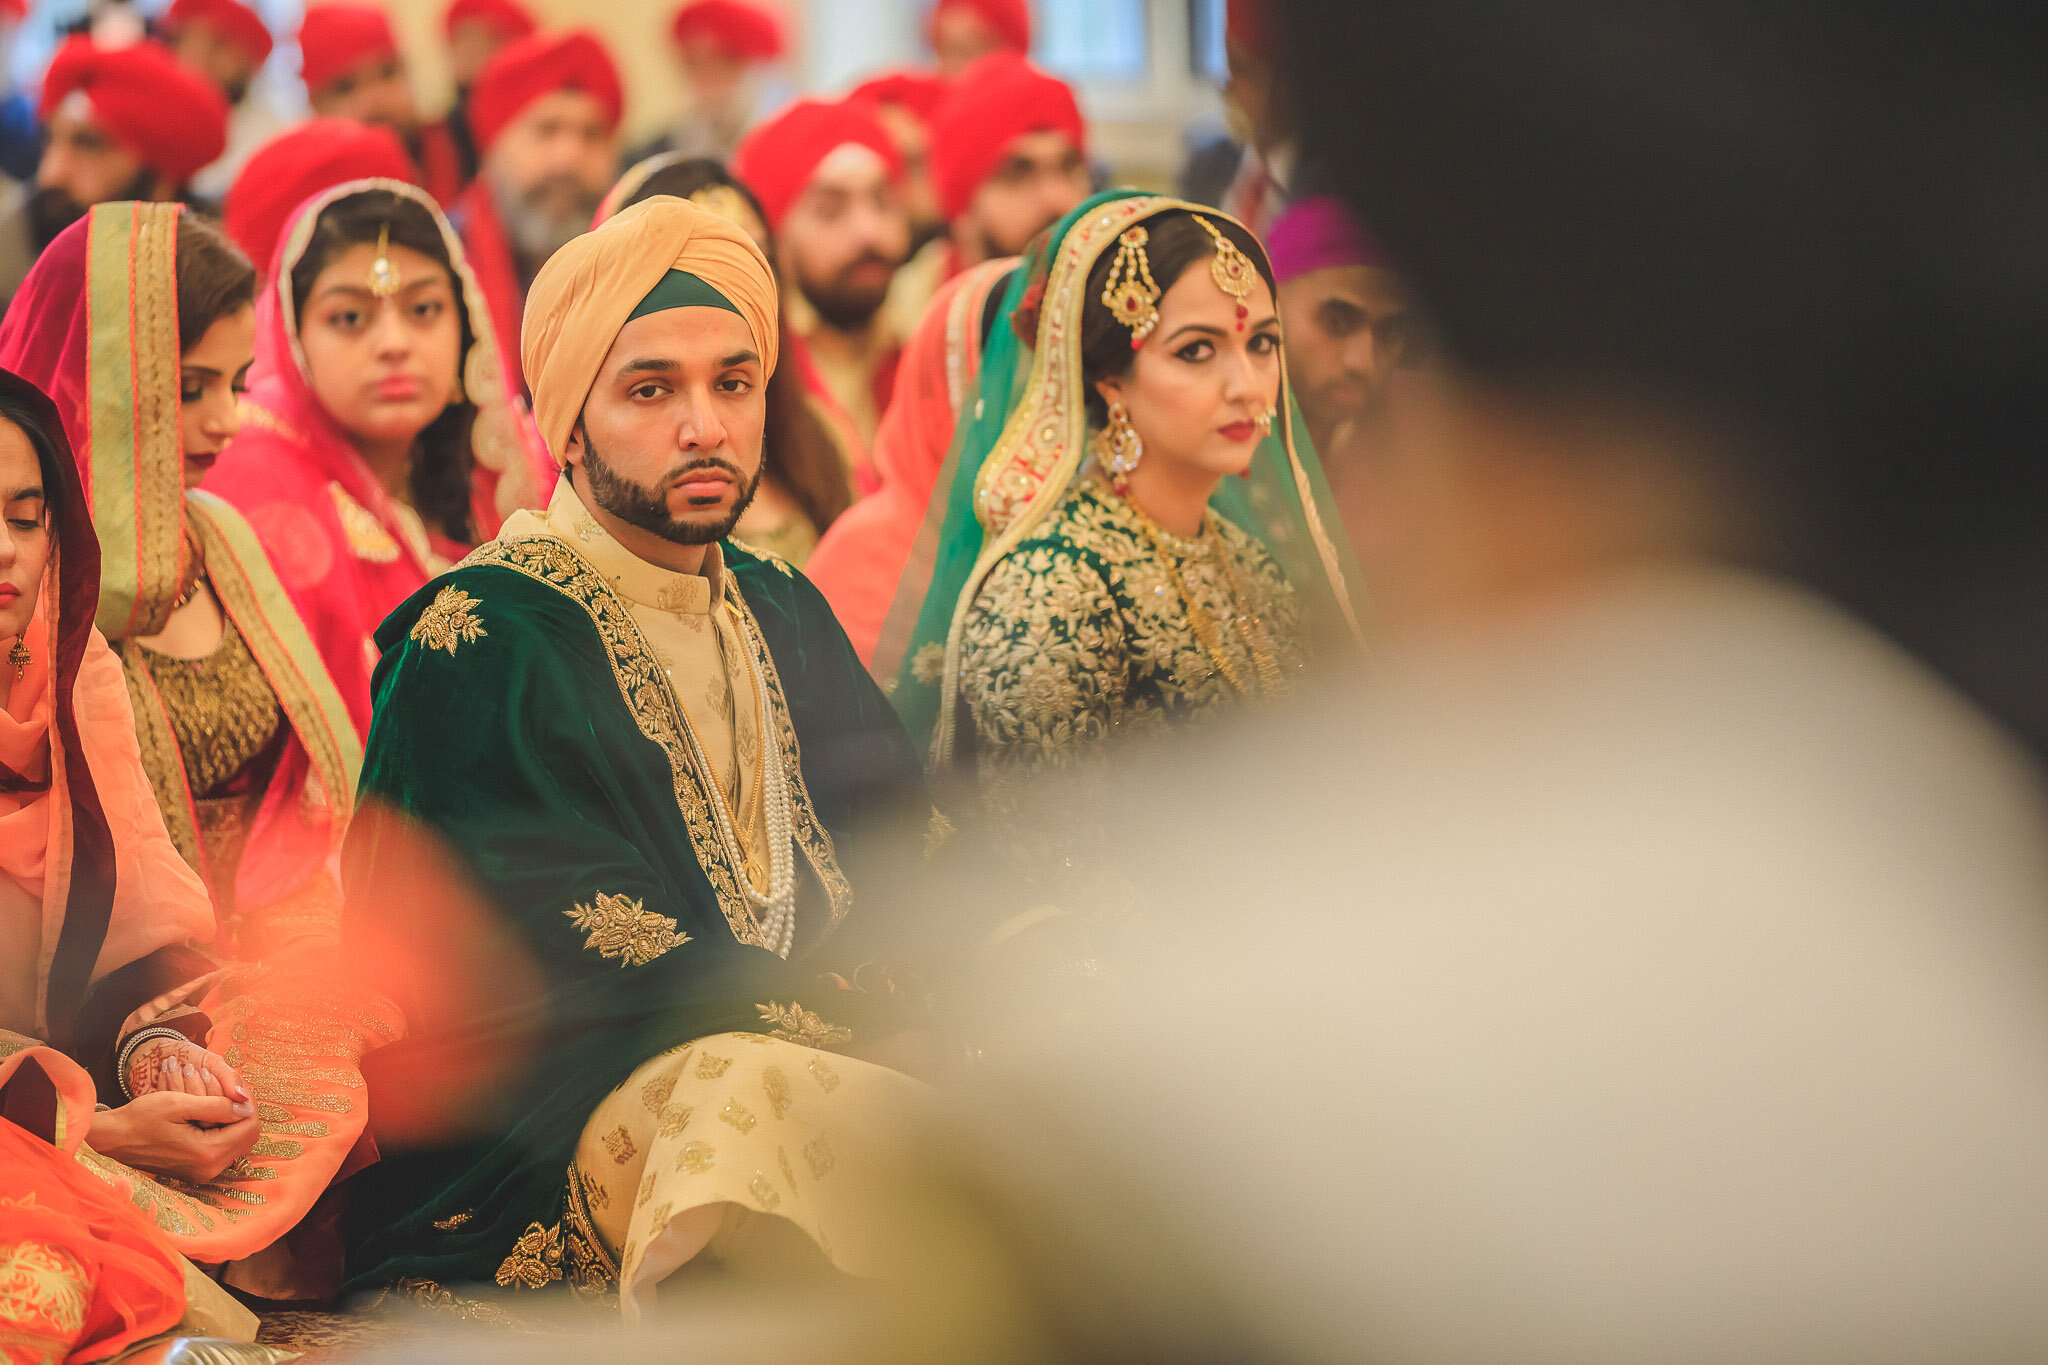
[366,222,402,299]
[1192,214,1256,331]
[1100,226,1162,349]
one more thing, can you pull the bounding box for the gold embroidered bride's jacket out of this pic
[955,478,1308,793]
[339,507,926,1296]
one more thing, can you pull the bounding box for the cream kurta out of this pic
[502,481,771,894]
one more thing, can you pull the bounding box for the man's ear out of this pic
[563,418,587,470]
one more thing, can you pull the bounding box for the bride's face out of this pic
[1097,263,1283,481]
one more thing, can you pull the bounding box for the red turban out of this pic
[925,0,1030,54]
[298,4,399,96]
[0,0,23,21]
[443,0,535,42]
[223,119,419,273]
[39,38,228,186]
[928,51,1083,219]
[163,0,275,67]
[470,30,624,155]
[1225,0,1272,59]
[732,97,903,232]
[670,0,784,61]
[849,69,950,123]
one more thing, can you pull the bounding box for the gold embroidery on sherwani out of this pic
[431,1210,473,1231]
[563,1163,619,1296]
[756,1000,853,1048]
[565,892,689,967]
[462,482,859,940]
[495,1221,564,1289]
[409,586,487,655]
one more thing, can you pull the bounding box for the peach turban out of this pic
[522,195,778,466]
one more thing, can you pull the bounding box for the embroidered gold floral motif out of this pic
[762,1065,793,1119]
[748,1172,781,1210]
[564,1163,618,1296]
[0,1240,89,1336]
[756,1000,853,1048]
[807,1057,840,1093]
[409,586,487,655]
[804,1136,836,1178]
[911,642,947,684]
[494,1220,564,1289]
[581,1172,609,1211]
[720,1100,757,1133]
[675,1141,715,1174]
[637,1174,656,1207]
[658,1104,694,1137]
[641,1075,676,1113]
[564,891,689,967]
[730,538,795,577]
[383,1277,526,1326]
[601,1126,637,1164]
[331,483,401,563]
[696,1053,733,1080]
[778,1145,799,1191]
[431,1210,473,1231]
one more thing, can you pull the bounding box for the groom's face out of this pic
[567,306,768,545]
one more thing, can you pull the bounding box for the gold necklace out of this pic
[672,617,770,889]
[1120,489,1276,699]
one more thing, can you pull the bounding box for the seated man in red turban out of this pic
[298,3,464,204]
[441,0,537,184]
[887,50,1087,329]
[631,0,786,166]
[850,69,950,248]
[221,117,420,280]
[928,0,1031,79]
[161,0,286,200]
[0,37,226,309]
[450,29,624,395]
[733,98,912,461]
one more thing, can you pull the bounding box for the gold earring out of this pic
[1254,403,1276,437]
[1100,226,1162,349]
[449,363,466,406]
[1095,400,1143,494]
[9,631,28,680]
[1191,214,1257,331]
[366,222,402,299]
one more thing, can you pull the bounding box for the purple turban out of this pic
[1266,195,1387,283]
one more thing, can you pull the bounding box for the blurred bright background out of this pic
[9,0,1230,185]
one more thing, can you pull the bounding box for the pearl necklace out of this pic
[672,611,799,957]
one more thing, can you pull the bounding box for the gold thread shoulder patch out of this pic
[730,538,795,577]
[565,892,690,967]
[755,1000,853,1049]
[409,586,487,655]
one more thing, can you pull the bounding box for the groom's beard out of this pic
[583,437,761,547]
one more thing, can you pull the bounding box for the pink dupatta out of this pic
[206,178,549,737]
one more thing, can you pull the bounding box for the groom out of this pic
[340,196,927,1297]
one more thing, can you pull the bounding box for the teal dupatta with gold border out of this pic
[340,529,926,1295]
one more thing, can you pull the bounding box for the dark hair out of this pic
[620,159,855,534]
[0,387,67,528]
[289,189,478,545]
[1077,210,1275,427]
[174,212,256,354]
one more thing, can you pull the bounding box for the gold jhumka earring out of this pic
[1100,226,1162,349]
[366,223,402,299]
[1191,214,1257,331]
[9,631,28,680]
[1255,403,1277,437]
[1095,400,1144,494]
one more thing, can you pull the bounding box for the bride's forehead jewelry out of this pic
[366,222,402,299]
[1192,214,1256,331]
[1100,225,1162,349]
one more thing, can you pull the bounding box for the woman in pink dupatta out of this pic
[0,203,360,962]
[206,178,549,737]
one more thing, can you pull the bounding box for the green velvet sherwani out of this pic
[339,518,926,1296]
